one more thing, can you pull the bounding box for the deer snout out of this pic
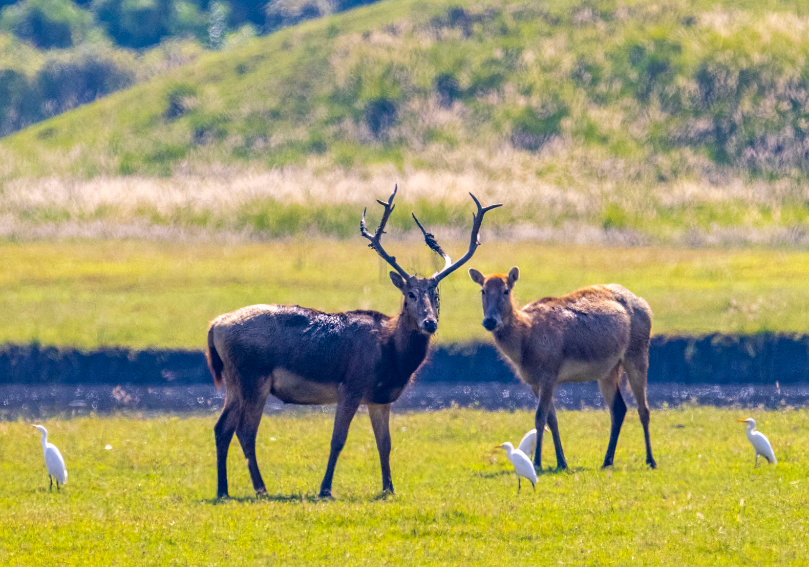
[482,317,499,331]
[422,318,438,334]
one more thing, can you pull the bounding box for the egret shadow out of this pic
[476,470,514,479]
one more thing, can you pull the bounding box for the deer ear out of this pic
[508,267,520,286]
[389,271,407,291]
[468,268,485,286]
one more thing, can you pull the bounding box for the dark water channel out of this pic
[3,381,808,420]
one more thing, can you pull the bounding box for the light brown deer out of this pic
[206,187,501,498]
[468,267,656,471]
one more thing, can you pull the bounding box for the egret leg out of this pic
[518,477,521,493]
[531,481,535,491]
[49,475,53,491]
[56,481,60,491]
[755,453,759,468]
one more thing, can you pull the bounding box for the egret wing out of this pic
[751,431,777,465]
[45,444,68,484]
[510,449,538,484]
[517,429,537,457]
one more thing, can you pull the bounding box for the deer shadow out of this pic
[536,465,586,476]
[202,490,396,505]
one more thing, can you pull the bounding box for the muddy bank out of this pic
[1,333,809,386]
[2,381,807,420]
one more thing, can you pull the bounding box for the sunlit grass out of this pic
[6,173,809,245]
[2,240,809,349]
[0,407,806,565]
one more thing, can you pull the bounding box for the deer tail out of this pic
[206,324,224,390]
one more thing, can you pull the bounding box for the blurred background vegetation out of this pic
[2,0,809,244]
[4,0,809,245]
[0,0,378,136]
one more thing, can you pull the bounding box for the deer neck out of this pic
[389,312,431,381]
[493,305,530,365]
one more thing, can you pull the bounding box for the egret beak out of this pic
[737,419,748,423]
[493,445,502,449]
[544,425,551,433]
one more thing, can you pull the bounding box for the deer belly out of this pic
[557,357,620,384]
[270,368,339,405]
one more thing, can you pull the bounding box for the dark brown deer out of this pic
[468,267,656,471]
[207,187,501,498]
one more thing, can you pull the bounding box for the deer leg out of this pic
[236,393,270,496]
[599,364,626,468]
[214,397,241,498]
[533,384,555,471]
[319,395,362,498]
[546,404,567,470]
[625,357,656,469]
[368,403,394,494]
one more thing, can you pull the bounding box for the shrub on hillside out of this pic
[92,0,173,48]
[364,97,397,139]
[0,0,93,48]
[433,73,460,108]
[0,54,134,135]
[265,0,333,31]
[510,104,567,151]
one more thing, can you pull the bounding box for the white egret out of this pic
[495,442,538,492]
[516,426,551,459]
[32,425,68,490]
[738,418,776,467]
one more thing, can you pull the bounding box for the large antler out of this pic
[413,193,502,283]
[360,185,411,280]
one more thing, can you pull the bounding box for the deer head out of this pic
[468,266,520,331]
[361,185,502,335]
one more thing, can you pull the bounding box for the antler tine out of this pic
[412,213,453,275]
[431,192,503,284]
[360,185,411,280]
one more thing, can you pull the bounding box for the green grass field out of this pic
[2,240,809,349]
[1,408,806,565]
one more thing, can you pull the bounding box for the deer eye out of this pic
[408,292,416,299]
[481,289,485,295]
[504,289,509,295]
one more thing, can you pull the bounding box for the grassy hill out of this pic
[4,0,809,243]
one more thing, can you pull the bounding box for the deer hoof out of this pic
[647,459,657,469]
[318,489,334,500]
